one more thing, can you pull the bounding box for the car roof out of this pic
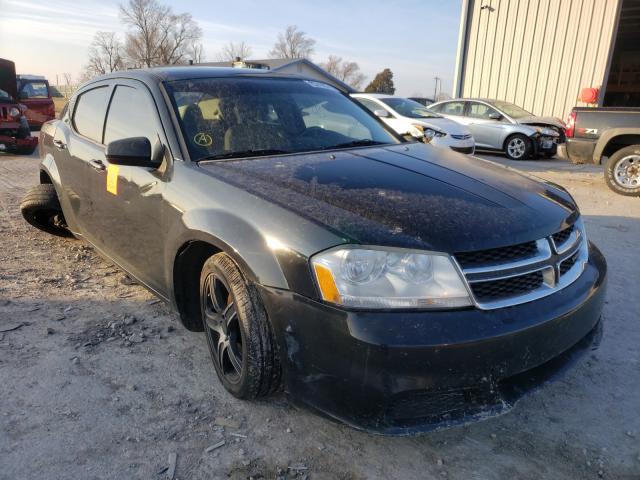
[83,66,325,86]
[351,93,396,99]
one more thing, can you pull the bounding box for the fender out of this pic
[164,208,291,298]
[593,128,640,164]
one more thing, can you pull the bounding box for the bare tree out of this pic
[321,55,366,90]
[119,0,202,67]
[216,41,253,62]
[269,25,315,59]
[190,43,205,64]
[84,31,124,77]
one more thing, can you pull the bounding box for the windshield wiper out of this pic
[319,139,387,150]
[197,149,291,162]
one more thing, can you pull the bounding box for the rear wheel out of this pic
[504,134,532,160]
[200,253,281,399]
[605,146,640,197]
[20,184,72,237]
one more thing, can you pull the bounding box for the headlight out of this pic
[311,246,472,309]
[411,125,446,143]
[9,107,20,117]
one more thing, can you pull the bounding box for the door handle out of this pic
[89,159,106,172]
[53,139,66,150]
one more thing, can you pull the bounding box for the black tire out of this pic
[20,184,72,237]
[604,145,640,197]
[504,134,532,160]
[200,253,281,399]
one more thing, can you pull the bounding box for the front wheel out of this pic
[200,253,281,399]
[16,145,37,156]
[605,146,640,197]
[504,134,532,160]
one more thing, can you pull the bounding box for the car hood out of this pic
[517,115,565,130]
[198,143,578,253]
[411,117,471,136]
[0,58,18,101]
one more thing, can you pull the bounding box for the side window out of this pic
[440,101,465,116]
[468,102,499,119]
[73,86,111,143]
[429,103,443,113]
[357,98,384,113]
[104,85,158,145]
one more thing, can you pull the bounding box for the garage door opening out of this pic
[604,0,640,107]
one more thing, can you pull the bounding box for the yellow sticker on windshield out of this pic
[106,164,119,195]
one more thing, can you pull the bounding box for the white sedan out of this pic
[351,93,475,154]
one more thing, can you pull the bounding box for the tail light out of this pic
[566,111,576,138]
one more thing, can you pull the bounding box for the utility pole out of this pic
[433,76,440,101]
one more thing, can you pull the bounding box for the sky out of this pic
[0,0,462,97]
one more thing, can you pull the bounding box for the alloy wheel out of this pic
[507,138,526,159]
[202,273,244,383]
[614,155,640,189]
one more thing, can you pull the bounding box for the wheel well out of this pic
[39,170,53,184]
[603,135,640,160]
[173,241,221,332]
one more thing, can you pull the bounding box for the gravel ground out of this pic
[0,149,639,480]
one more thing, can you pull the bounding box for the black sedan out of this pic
[21,67,606,434]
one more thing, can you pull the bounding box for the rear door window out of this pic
[468,102,500,119]
[104,85,158,145]
[440,101,466,116]
[356,98,384,113]
[72,86,111,143]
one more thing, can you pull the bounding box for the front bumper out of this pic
[0,115,37,152]
[260,242,606,434]
[533,135,559,156]
[0,133,38,153]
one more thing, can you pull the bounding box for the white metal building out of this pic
[454,0,640,120]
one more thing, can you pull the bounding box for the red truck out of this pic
[0,58,39,155]
[16,74,55,129]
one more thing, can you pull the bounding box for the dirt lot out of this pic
[1,149,639,480]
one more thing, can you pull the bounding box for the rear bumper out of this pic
[566,138,597,164]
[260,242,606,434]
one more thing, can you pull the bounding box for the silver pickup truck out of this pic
[565,107,640,196]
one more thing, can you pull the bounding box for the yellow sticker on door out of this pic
[106,164,119,195]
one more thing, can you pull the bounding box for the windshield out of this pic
[490,100,533,119]
[165,77,400,161]
[380,98,441,119]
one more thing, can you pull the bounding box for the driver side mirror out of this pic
[373,109,390,118]
[105,137,154,167]
[488,112,502,120]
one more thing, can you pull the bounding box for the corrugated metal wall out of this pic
[458,0,621,120]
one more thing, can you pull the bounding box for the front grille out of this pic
[471,271,544,301]
[454,220,586,309]
[552,224,574,248]
[455,241,538,268]
[450,146,474,154]
[560,252,578,275]
[451,134,472,140]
